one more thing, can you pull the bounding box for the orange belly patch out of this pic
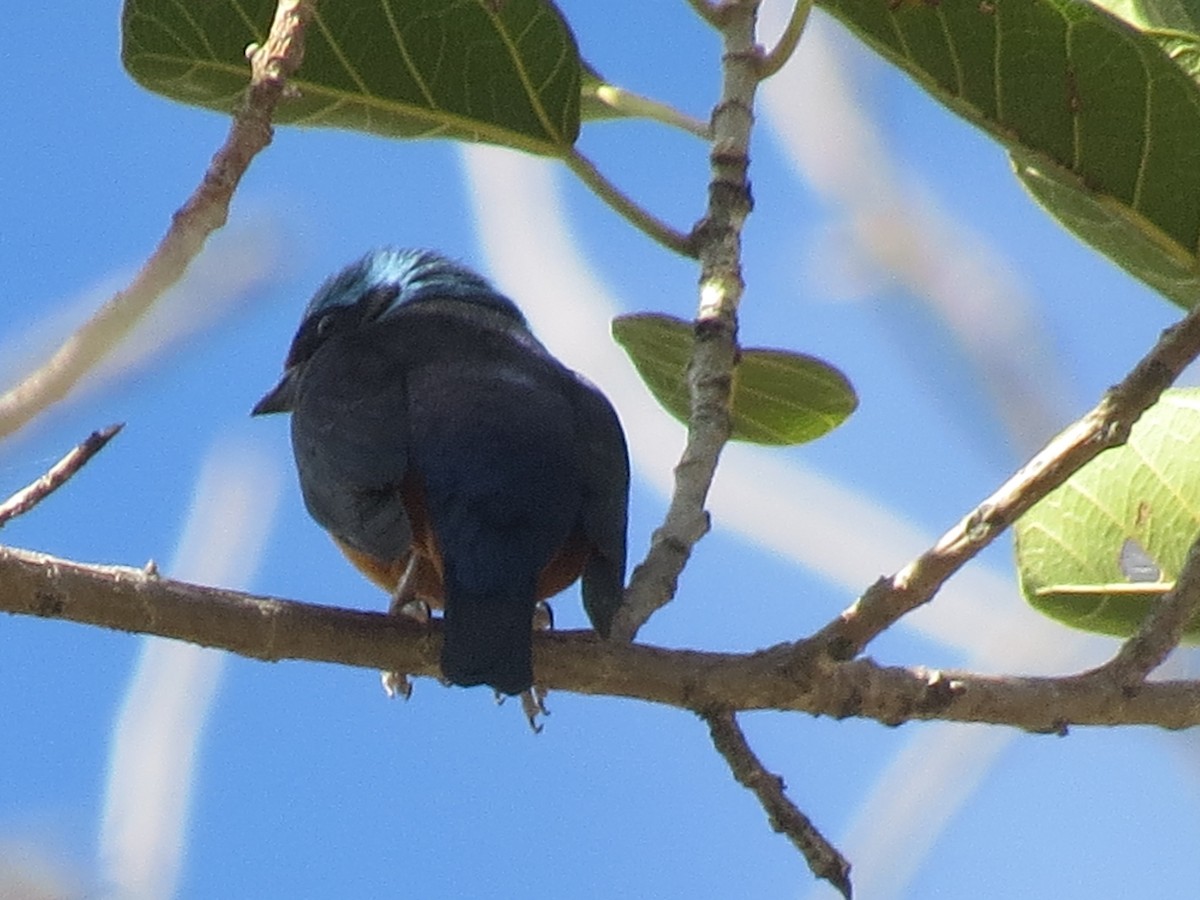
[329,470,590,608]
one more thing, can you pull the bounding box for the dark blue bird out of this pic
[253,249,629,696]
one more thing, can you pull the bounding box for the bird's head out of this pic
[252,248,525,415]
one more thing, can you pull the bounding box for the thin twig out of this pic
[756,0,813,79]
[613,1,761,640]
[563,150,695,256]
[0,425,124,527]
[7,543,1200,729]
[703,710,852,898]
[802,303,1200,663]
[0,0,312,441]
[1081,528,1200,686]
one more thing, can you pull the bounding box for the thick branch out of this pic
[614,0,760,640]
[805,303,1200,662]
[5,544,1200,730]
[0,0,311,440]
[704,710,852,898]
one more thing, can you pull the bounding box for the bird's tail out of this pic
[440,580,536,696]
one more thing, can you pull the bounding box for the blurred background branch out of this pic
[0,0,310,441]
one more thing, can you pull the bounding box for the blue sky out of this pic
[3,2,1198,898]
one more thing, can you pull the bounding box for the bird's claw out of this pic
[380,560,428,697]
[394,598,431,624]
[532,600,554,632]
[491,686,548,732]
[381,669,413,700]
[521,686,549,733]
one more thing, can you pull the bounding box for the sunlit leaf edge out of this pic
[121,0,581,157]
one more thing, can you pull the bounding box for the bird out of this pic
[252,248,629,698]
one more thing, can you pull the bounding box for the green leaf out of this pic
[1100,0,1200,45]
[1014,153,1200,306]
[1014,389,1200,639]
[817,0,1200,308]
[121,0,581,156]
[1094,0,1200,102]
[612,313,857,445]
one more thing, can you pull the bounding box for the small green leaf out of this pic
[612,313,857,445]
[1015,389,1200,639]
[121,0,582,156]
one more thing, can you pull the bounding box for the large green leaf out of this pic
[1015,389,1200,639]
[612,313,857,445]
[818,0,1200,308]
[121,0,581,155]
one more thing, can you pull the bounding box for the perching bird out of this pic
[252,248,629,696]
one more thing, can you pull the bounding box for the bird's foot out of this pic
[516,686,550,733]
[532,600,554,632]
[381,670,412,700]
[393,598,431,624]
[380,589,430,698]
[492,686,548,732]
[386,553,421,616]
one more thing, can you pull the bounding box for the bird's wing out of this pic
[571,374,630,637]
[290,332,414,562]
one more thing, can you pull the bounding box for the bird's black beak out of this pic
[251,367,299,416]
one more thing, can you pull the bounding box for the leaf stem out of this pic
[584,82,711,139]
[563,149,695,256]
[757,0,813,79]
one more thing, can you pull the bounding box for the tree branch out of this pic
[0,0,312,441]
[0,424,123,527]
[614,0,760,640]
[802,301,1200,663]
[1081,527,1200,687]
[703,710,852,898]
[6,544,1200,730]
[685,0,724,25]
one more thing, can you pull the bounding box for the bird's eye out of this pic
[315,312,336,337]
